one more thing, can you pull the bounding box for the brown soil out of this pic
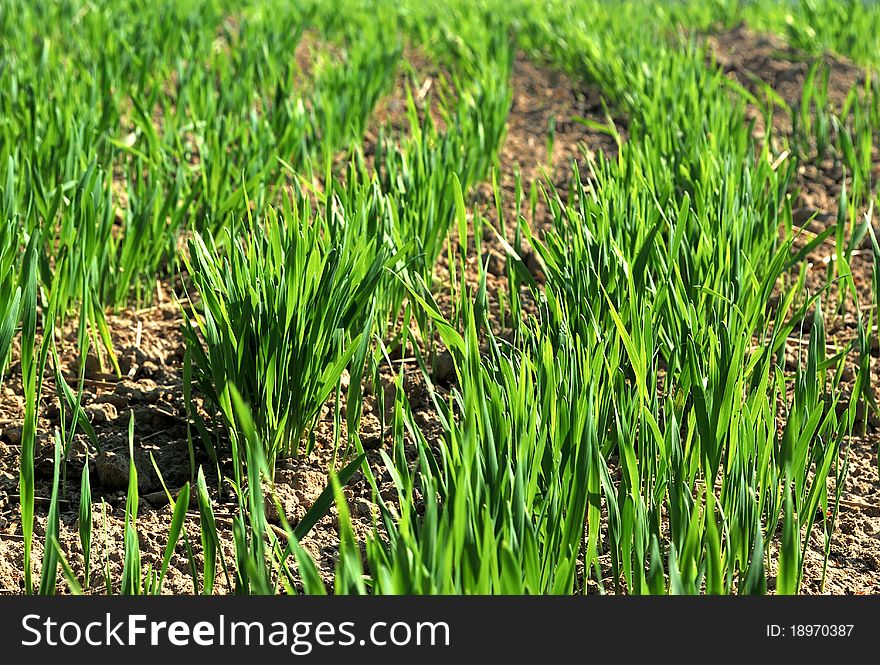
[708,25,880,595]
[707,23,879,217]
[479,53,623,221]
[364,47,452,149]
[435,53,625,332]
[708,24,865,120]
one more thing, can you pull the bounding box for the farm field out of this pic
[0,0,878,595]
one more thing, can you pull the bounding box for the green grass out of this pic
[183,198,390,472]
[1,0,877,595]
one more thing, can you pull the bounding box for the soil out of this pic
[1,28,877,595]
[477,53,623,228]
[364,47,453,150]
[434,53,625,334]
[707,23,879,217]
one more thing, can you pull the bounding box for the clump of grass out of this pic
[183,197,389,473]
